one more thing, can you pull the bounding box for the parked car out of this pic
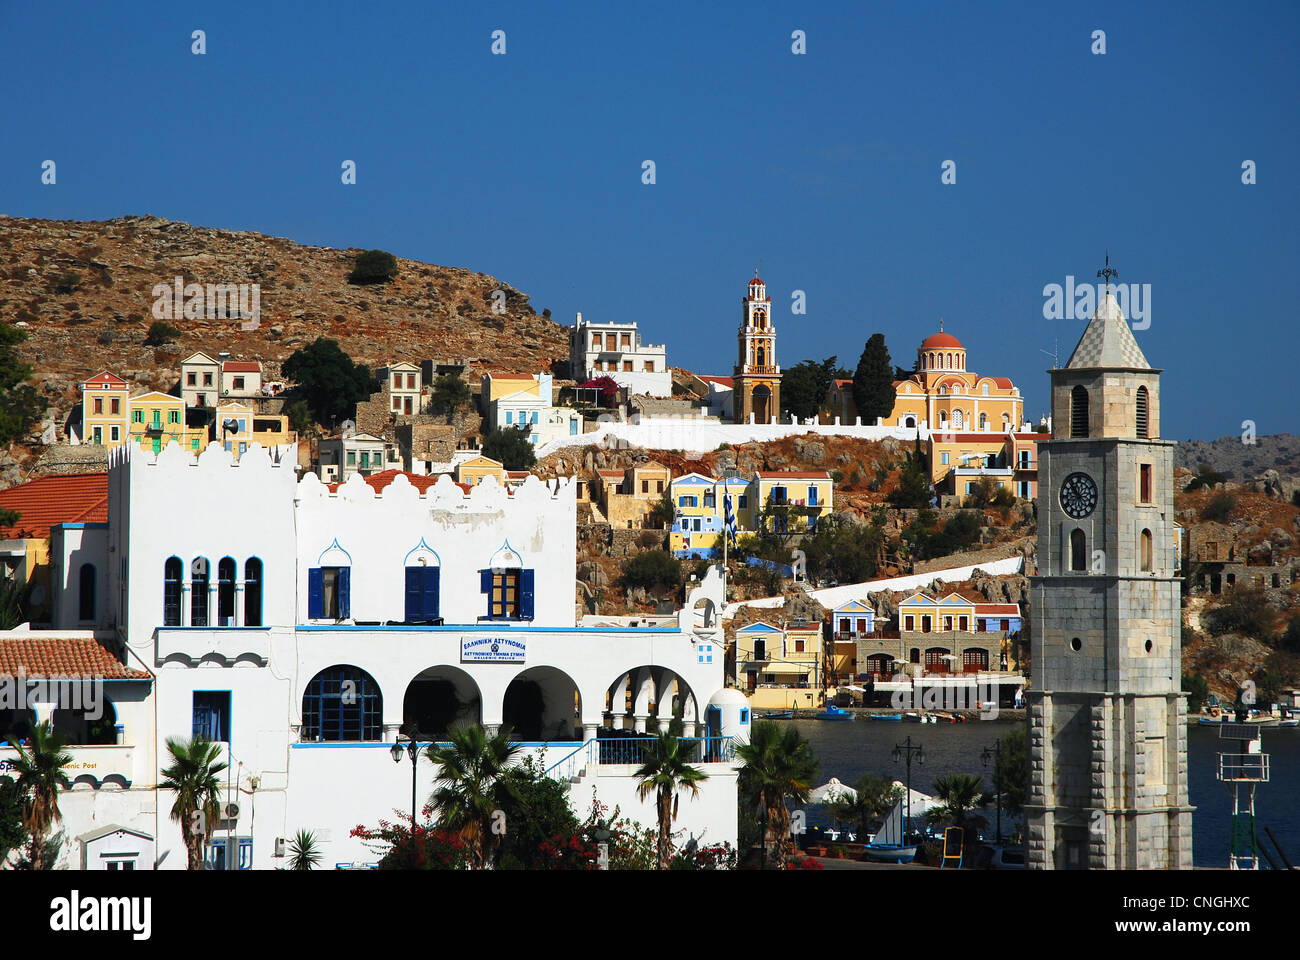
[976,844,1026,870]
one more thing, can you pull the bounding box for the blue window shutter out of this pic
[480,568,492,595]
[424,567,440,620]
[519,569,535,620]
[308,568,323,619]
[405,567,423,620]
[338,567,351,619]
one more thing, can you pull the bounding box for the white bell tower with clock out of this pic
[1025,269,1193,870]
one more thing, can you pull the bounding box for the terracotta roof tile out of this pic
[221,361,261,373]
[327,470,475,496]
[0,473,109,541]
[0,637,151,679]
[975,604,1021,616]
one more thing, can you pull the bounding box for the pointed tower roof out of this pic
[1064,290,1150,370]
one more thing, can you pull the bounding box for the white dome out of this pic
[707,687,750,709]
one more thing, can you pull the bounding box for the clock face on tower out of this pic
[1060,472,1098,519]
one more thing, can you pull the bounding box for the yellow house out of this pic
[481,372,543,405]
[213,401,296,458]
[128,391,204,454]
[668,473,749,558]
[594,461,672,529]
[750,471,833,534]
[454,454,508,486]
[81,372,130,449]
[735,619,824,709]
[928,430,1048,499]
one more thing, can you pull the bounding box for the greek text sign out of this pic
[461,637,525,663]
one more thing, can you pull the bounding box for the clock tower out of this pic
[733,274,782,424]
[1025,278,1193,870]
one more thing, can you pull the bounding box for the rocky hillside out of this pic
[1176,432,1300,484]
[0,214,569,461]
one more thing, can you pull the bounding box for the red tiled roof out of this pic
[834,379,852,387]
[597,469,624,478]
[975,604,1021,616]
[0,637,151,679]
[83,372,127,388]
[1013,433,1050,441]
[698,375,734,387]
[327,469,474,496]
[0,474,109,541]
[221,361,260,373]
[989,376,1015,388]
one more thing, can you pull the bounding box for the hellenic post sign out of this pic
[461,637,526,663]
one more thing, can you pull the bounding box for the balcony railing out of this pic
[545,736,736,779]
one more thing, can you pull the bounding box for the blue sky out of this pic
[2,0,1296,441]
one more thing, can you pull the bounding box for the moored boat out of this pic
[869,713,903,721]
[863,843,918,864]
[814,704,855,721]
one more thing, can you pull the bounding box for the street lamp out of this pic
[892,736,924,844]
[391,733,425,828]
[981,738,1003,844]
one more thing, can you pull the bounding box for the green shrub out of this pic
[144,320,180,346]
[1201,491,1236,523]
[621,550,682,592]
[349,249,399,285]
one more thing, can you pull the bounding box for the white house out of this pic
[570,313,671,397]
[55,441,747,870]
[179,352,221,409]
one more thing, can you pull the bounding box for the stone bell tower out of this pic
[1025,263,1193,870]
[733,273,781,424]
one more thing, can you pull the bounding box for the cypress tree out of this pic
[852,333,896,425]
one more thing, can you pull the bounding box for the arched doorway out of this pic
[403,666,481,739]
[503,666,580,741]
[752,384,772,423]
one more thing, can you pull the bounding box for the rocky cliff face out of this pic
[0,214,570,469]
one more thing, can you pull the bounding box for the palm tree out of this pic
[5,720,71,869]
[736,721,818,869]
[159,735,228,870]
[827,773,903,842]
[288,829,322,870]
[633,721,709,869]
[427,723,522,869]
[924,773,989,861]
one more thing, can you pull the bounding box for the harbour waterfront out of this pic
[792,719,1299,868]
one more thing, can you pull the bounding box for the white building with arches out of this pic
[86,441,744,869]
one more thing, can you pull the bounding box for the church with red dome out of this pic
[825,322,1024,434]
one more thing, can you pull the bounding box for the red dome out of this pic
[920,332,963,349]
[750,277,764,286]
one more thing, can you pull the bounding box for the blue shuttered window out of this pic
[519,568,534,620]
[404,566,440,621]
[308,568,324,619]
[481,567,534,620]
[308,566,351,620]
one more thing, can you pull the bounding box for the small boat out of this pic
[869,713,903,722]
[904,712,924,723]
[761,710,794,720]
[814,705,855,722]
[863,843,918,864]
[1278,718,1299,728]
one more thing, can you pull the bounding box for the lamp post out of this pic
[981,738,1003,844]
[892,736,924,843]
[390,733,426,828]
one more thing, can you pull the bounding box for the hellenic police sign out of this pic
[461,637,526,663]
